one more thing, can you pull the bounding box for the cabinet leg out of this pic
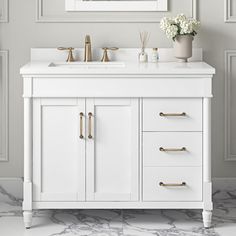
[202,210,212,228]
[23,210,33,229]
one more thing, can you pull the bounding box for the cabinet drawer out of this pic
[143,167,202,201]
[143,132,202,167]
[143,98,202,131]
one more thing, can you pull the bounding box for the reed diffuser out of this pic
[139,31,150,63]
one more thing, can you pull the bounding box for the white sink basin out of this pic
[49,62,126,69]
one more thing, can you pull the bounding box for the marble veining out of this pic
[0,181,236,236]
[0,185,22,206]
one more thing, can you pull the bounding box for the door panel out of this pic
[33,98,85,201]
[86,98,139,201]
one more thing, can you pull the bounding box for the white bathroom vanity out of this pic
[20,48,215,229]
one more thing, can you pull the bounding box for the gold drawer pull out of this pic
[159,147,186,152]
[159,112,186,117]
[88,112,93,139]
[79,112,84,139]
[159,182,186,187]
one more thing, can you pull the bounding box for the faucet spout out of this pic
[84,35,92,62]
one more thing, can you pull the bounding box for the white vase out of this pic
[173,35,193,62]
[138,49,148,63]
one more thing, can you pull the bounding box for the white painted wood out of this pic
[203,98,211,182]
[23,77,32,98]
[143,132,202,167]
[31,78,213,98]
[65,0,168,12]
[23,182,32,210]
[86,98,139,201]
[33,201,204,209]
[202,210,212,228]
[21,56,214,228]
[23,97,33,228]
[143,98,203,132]
[0,51,8,161]
[203,98,213,215]
[143,167,202,202]
[203,182,213,210]
[23,211,33,229]
[33,98,86,201]
[65,0,75,10]
[225,0,236,23]
[191,0,197,20]
[36,0,195,22]
[139,99,143,201]
[23,98,32,211]
[0,0,8,22]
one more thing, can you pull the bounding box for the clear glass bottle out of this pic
[151,48,159,63]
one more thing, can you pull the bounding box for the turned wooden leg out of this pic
[23,98,33,229]
[23,210,33,229]
[202,210,212,228]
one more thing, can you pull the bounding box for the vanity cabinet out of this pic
[20,54,215,229]
[32,98,139,203]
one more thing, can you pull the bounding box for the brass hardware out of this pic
[84,35,92,62]
[159,147,187,152]
[57,47,75,62]
[79,112,84,139]
[101,47,119,62]
[159,112,186,117]
[159,182,186,187]
[88,112,93,139]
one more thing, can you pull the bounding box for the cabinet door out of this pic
[33,98,85,201]
[86,98,139,201]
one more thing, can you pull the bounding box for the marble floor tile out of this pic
[122,209,218,236]
[0,181,236,236]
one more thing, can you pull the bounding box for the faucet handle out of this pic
[57,47,74,50]
[101,47,119,62]
[57,47,75,62]
[103,47,119,51]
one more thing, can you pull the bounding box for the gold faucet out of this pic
[57,47,75,62]
[101,47,119,62]
[84,35,92,62]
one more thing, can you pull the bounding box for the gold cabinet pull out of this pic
[79,112,84,139]
[159,147,187,152]
[159,182,186,187]
[88,112,93,139]
[159,112,186,117]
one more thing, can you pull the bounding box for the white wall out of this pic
[0,0,236,177]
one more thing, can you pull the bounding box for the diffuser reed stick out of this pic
[139,31,150,62]
[139,31,150,51]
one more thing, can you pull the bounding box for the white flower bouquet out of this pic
[160,14,200,40]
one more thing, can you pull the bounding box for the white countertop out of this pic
[20,61,215,76]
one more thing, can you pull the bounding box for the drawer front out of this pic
[143,132,202,167]
[143,167,202,201]
[143,98,202,131]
